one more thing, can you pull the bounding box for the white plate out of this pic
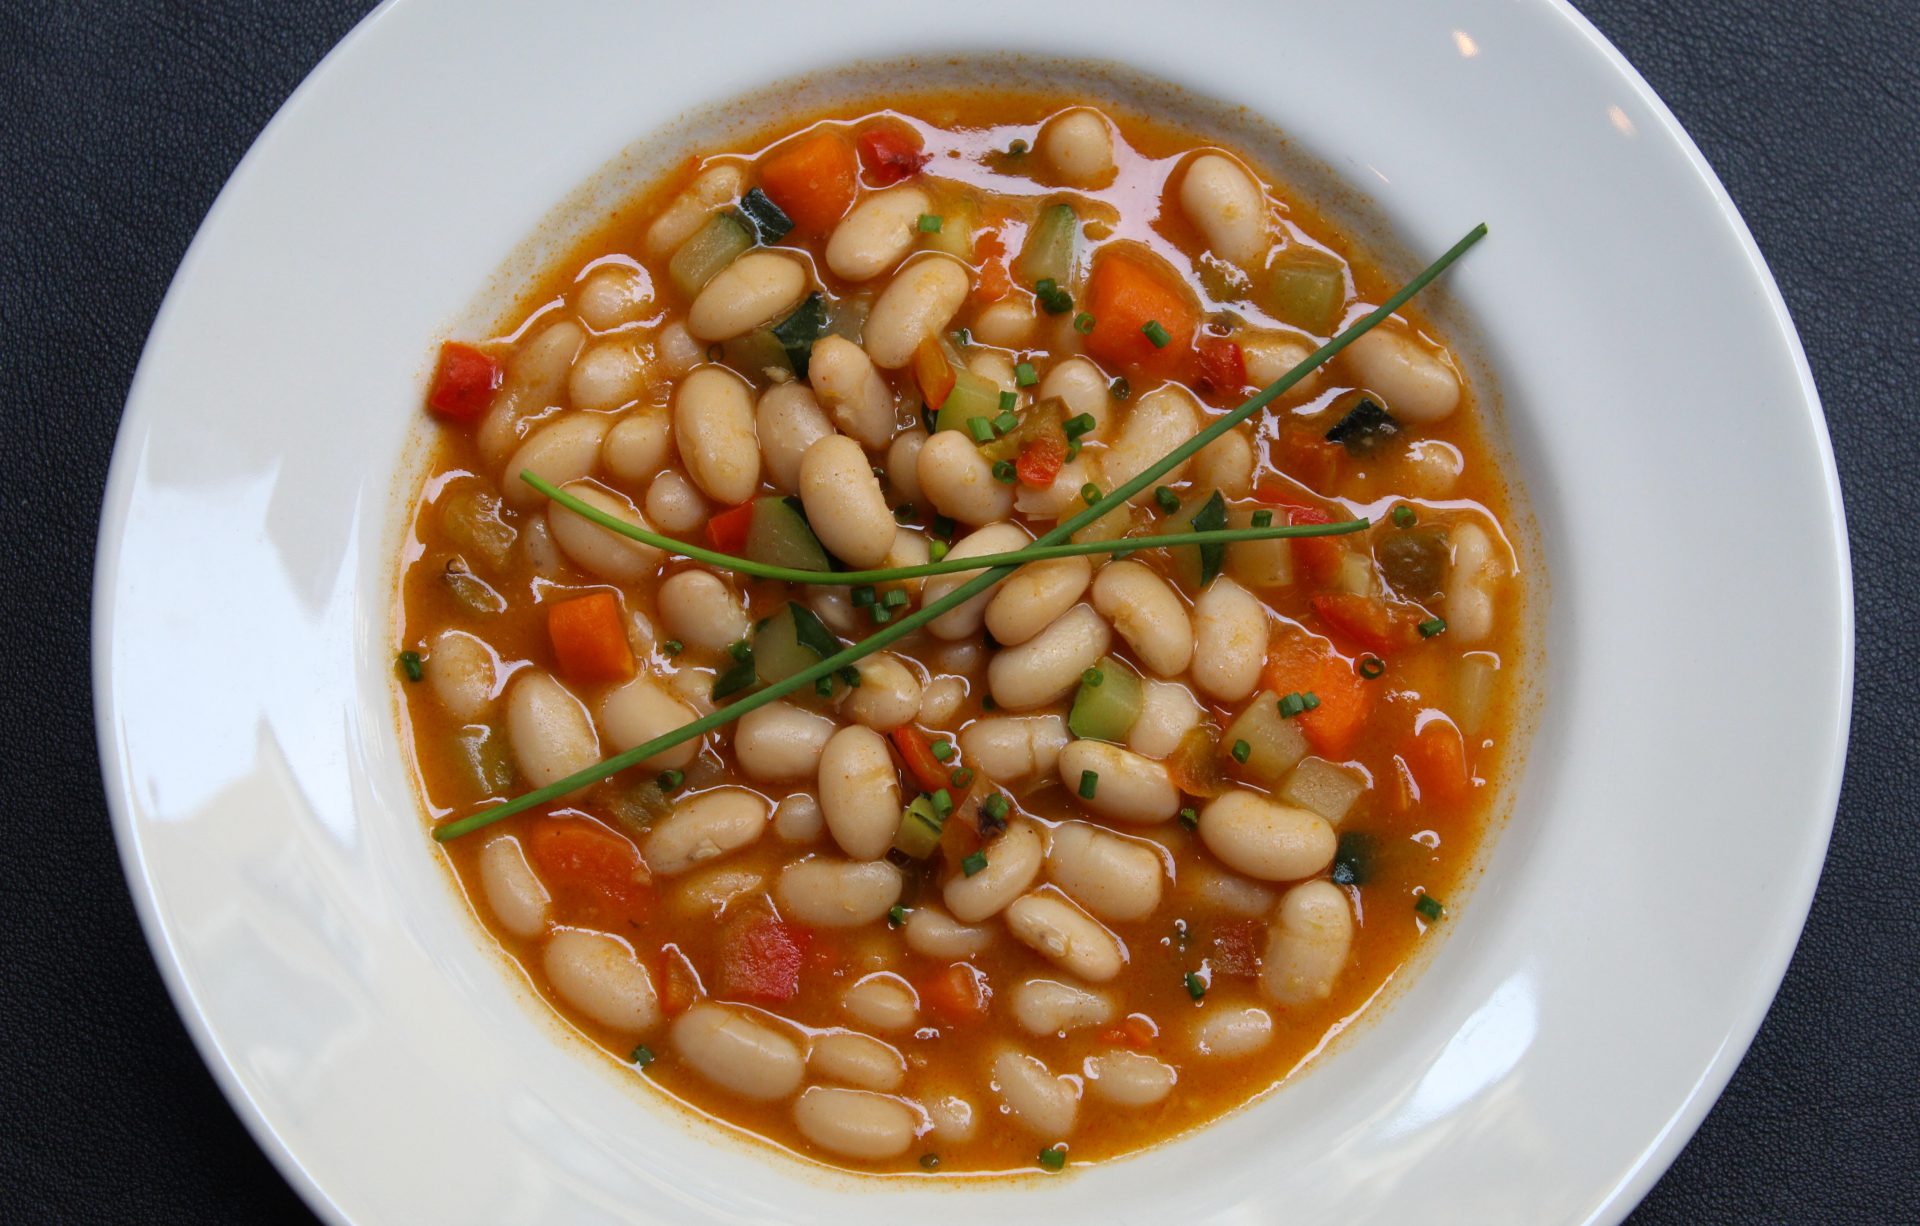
[93,1,1850,1222]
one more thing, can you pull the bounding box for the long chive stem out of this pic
[523,471,1364,585]
[432,222,1486,843]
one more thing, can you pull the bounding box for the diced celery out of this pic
[1223,693,1310,785]
[933,368,1002,434]
[454,725,517,796]
[719,327,790,381]
[1157,488,1228,589]
[753,602,841,687]
[744,496,832,571]
[669,211,753,298]
[1259,250,1347,335]
[1454,652,1501,737]
[1015,202,1078,288]
[923,194,977,261]
[1335,551,1376,597]
[892,793,946,858]
[1224,507,1293,589]
[1068,655,1143,743]
[1280,756,1366,825]
[826,294,870,343]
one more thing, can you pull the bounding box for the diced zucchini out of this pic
[1068,655,1143,743]
[1015,202,1078,288]
[1224,507,1294,589]
[1222,693,1309,785]
[1453,652,1501,737]
[1329,830,1374,885]
[771,292,828,379]
[719,327,790,380]
[753,602,841,686]
[1157,488,1228,589]
[892,793,946,858]
[735,187,793,244]
[1377,527,1450,602]
[745,496,832,571]
[1324,397,1400,456]
[981,397,1067,463]
[1281,757,1366,825]
[669,211,754,298]
[1260,250,1347,335]
[454,725,517,795]
[933,368,1003,434]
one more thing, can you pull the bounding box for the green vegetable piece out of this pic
[770,292,829,379]
[1185,971,1207,1000]
[719,326,790,380]
[1016,202,1078,288]
[893,793,946,859]
[1260,249,1347,335]
[631,1045,655,1068]
[669,211,753,298]
[1223,692,1310,785]
[744,497,832,571]
[1324,397,1401,456]
[397,650,424,682]
[1037,1147,1066,1172]
[1068,654,1142,743]
[711,654,758,700]
[933,369,1002,434]
[1157,488,1229,588]
[1415,893,1445,921]
[1331,831,1375,886]
[735,187,793,244]
[917,213,943,233]
[753,602,841,687]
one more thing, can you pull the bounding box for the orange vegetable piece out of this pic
[920,963,991,1023]
[546,592,635,684]
[890,725,955,796]
[757,130,856,233]
[1310,592,1406,658]
[706,502,755,553]
[1272,431,1342,493]
[1263,629,1374,760]
[426,341,501,421]
[971,229,1012,303]
[1401,716,1474,809]
[525,817,651,924]
[1251,496,1344,587]
[1097,1016,1157,1049]
[1083,247,1198,380]
[913,336,956,410]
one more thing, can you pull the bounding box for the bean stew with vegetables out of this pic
[397,91,1527,1175]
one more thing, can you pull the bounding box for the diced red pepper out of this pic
[913,336,956,410]
[1310,591,1405,658]
[707,502,755,553]
[1194,336,1247,398]
[919,963,990,1023]
[718,916,813,1003]
[426,341,501,421]
[856,123,930,185]
[1015,434,1066,489]
[1211,920,1263,977]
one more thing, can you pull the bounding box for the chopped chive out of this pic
[1250,509,1274,528]
[397,650,424,682]
[917,213,943,233]
[1278,692,1307,718]
[1230,739,1252,763]
[982,794,1010,822]
[949,766,973,788]
[1109,376,1130,400]
[931,514,956,541]
[1178,806,1198,830]
[1065,440,1081,461]
[1302,691,1320,710]
[967,416,995,444]
[992,459,1018,483]
[962,850,989,876]
[1153,486,1180,514]
[888,904,907,928]
[656,769,685,790]
[883,588,909,608]
[930,739,955,762]
[1418,617,1448,638]
[930,787,954,817]
[631,1044,655,1068]
[1142,320,1171,348]
[727,639,751,662]
[1038,285,1073,314]
[1007,138,1028,156]
[950,327,972,348]
[1037,1147,1066,1171]
[1415,894,1445,921]
[838,665,862,688]
[998,390,1018,413]
[1080,482,1102,505]
[919,1153,941,1171]
[1035,277,1057,296]
[1184,971,1207,1000]
[893,502,916,523]
[993,409,1020,435]
[871,606,893,624]
[1063,412,1096,438]
[1014,361,1038,387]
[1358,655,1386,679]
[851,585,878,608]
[1081,667,1104,687]
[1073,311,1096,334]
[1392,505,1417,528]
[928,539,949,562]
[815,675,835,697]
[662,639,683,656]
[1078,770,1099,799]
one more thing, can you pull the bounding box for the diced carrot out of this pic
[707,502,755,553]
[919,963,990,1023]
[856,122,929,185]
[525,817,651,923]
[1273,430,1342,493]
[1097,1016,1157,1049]
[890,725,952,795]
[1310,591,1405,657]
[913,335,956,410]
[1401,716,1474,809]
[1083,247,1198,380]
[426,341,501,421]
[1263,629,1373,760]
[1211,920,1262,977]
[757,130,857,233]
[547,592,635,684]
[1016,434,1066,488]
[972,228,1012,303]
[1194,336,1247,398]
[718,916,813,1003]
[659,956,698,1017]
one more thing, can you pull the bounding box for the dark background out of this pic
[3,1,1914,1220]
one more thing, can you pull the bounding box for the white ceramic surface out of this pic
[93,1,1849,1223]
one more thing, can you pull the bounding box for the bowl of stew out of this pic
[94,1,1849,1222]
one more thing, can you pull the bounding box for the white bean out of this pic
[478,834,551,939]
[1084,1050,1177,1107]
[756,382,835,492]
[688,250,808,342]
[968,350,1019,397]
[1403,439,1464,496]
[799,435,895,567]
[985,556,1092,647]
[839,973,918,1032]
[916,430,1015,526]
[1197,791,1336,881]
[826,185,930,282]
[1010,978,1115,1036]
[863,255,971,368]
[1242,330,1318,387]
[1225,507,1294,590]
[1178,154,1267,266]
[1186,863,1278,917]
[656,320,703,376]
[656,570,750,654]
[543,929,658,1032]
[672,367,759,505]
[669,866,765,920]
[575,263,653,331]
[903,906,993,960]
[503,413,610,507]
[603,410,672,484]
[793,1087,917,1160]
[817,726,903,860]
[644,470,708,534]
[546,480,662,582]
[1013,457,1092,522]
[880,528,928,592]
[1191,427,1255,499]
[923,521,1028,639]
[598,676,699,771]
[1263,879,1355,1006]
[505,671,599,790]
[1189,1003,1275,1058]
[884,429,926,505]
[478,319,583,466]
[1004,890,1126,983]
[991,1049,1079,1138]
[568,340,649,413]
[734,701,835,783]
[1103,385,1198,502]
[645,163,745,258]
[1039,109,1116,186]
[1127,679,1203,759]
[988,604,1112,709]
[959,715,1069,783]
[671,1002,804,1101]
[1045,822,1164,922]
[809,1031,907,1092]
[424,629,496,721]
[972,298,1035,348]
[1342,324,1461,422]
[1091,560,1192,676]
[1446,520,1499,643]
[925,1090,977,1143]
[521,514,565,579]
[942,820,1044,923]
[1056,740,1179,825]
[1038,357,1112,440]
[843,653,923,731]
[1190,576,1266,701]
[777,859,904,928]
[642,788,768,876]
[772,793,824,843]
[917,675,968,727]
[807,335,896,448]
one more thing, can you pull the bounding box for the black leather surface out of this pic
[2,0,1914,1221]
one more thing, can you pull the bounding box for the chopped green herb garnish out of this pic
[893,502,916,523]
[1230,739,1252,763]
[1142,319,1171,348]
[397,650,424,682]
[930,787,954,817]
[662,639,683,656]
[871,606,893,624]
[1302,691,1321,710]
[1078,770,1099,799]
[917,213,943,233]
[1185,971,1207,1000]
[1063,412,1096,439]
[982,794,1010,822]
[930,739,955,762]
[1415,893,1445,921]
[851,585,877,608]
[962,850,989,876]
[1073,311,1096,334]
[1007,138,1029,156]
[1278,692,1307,718]
[928,539,949,562]
[1014,361,1038,387]
[1080,482,1102,505]
[888,905,907,928]
[1109,376,1130,400]
[992,459,1018,483]
[839,665,861,688]
[1418,617,1448,638]
[1037,1147,1066,1171]
[631,1044,655,1068]
[1153,486,1180,514]
[1178,806,1198,830]
[815,675,836,698]
[967,416,995,444]
[993,409,1020,435]
[1358,655,1386,679]
[1392,504,1417,528]
[727,639,751,662]
[950,327,971,347]
[1081,667,1104,688]
[883,588,909,608]
[949,766,973,788]
[656,769,685,791]
[931,514,956,540]
[998,390,1018,413]
[919,1153,941,1171]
